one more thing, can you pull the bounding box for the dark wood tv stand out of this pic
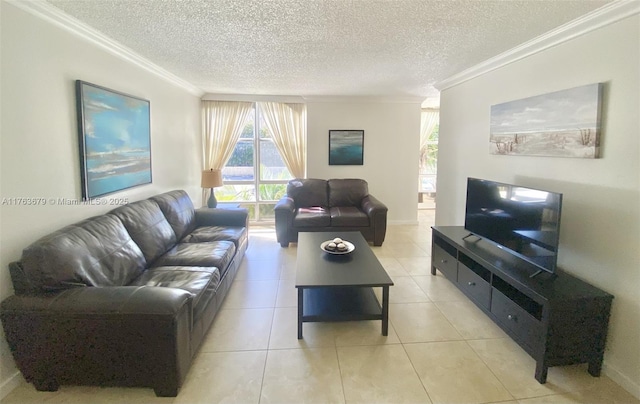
[431,226,613,383]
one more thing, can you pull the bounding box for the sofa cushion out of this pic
[153,241,236,277]
[329,207,370,227]
[110,199,177,264]
[151,190,197,241]
[293,207,331,227]
[130,266,220,322]
[20,215,147,291]
[287,179,328,208]
[328,179,368,207]
[182,226,247,247]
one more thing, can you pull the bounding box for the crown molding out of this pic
[202,93,306,103]
[201,93,426,104]
[435,0,640,91]
[6,0,204,96]
[302,95,426,104]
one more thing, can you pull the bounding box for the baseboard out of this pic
[388,220,419,226]
[603,362,640,400]
[0,371,24,400]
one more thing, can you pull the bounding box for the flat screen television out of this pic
[464,178,563,277]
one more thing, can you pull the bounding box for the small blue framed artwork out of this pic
[76,80,152,199]
[490,83,603,158]
[329,130,364,165]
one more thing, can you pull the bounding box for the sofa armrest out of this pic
[1,286,193,396]
[274,196,295,213]
[361,195,388,216]
[195,207,249,228]
[362,195,388,246]
[274,197,295,247]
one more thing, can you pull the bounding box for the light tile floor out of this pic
[4,210,638,404]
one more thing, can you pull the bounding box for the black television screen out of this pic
[464,178,563,275]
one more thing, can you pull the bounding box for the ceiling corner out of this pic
[435,0,639,91]
[7,0,204,97]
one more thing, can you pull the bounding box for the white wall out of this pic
[306,99,422,224]
[436,15,639,398]
[0,2,201,396]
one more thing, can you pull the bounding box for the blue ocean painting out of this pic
[79,82,151,198]
[490,83,602,158]
[329,130,364,165]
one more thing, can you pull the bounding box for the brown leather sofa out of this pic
[0,190,248,397]
[274,178,388,247]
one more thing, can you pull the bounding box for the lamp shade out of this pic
[201,169,223,188]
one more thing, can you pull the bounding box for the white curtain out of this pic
[420,109,439,151]
[202,100,253,170]
[258,102,307,179]
[201,100,253,205]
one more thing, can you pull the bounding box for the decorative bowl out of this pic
[320,240,355,255]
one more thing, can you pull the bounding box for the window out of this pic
[216,105,292,221]
[419,123,438,208]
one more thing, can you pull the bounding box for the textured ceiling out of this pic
[46,0,611,102]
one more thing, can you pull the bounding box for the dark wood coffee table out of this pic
[295,231,394,339]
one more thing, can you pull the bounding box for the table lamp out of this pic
[201,169,223,208]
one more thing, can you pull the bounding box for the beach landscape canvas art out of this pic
[329,130,364,165]
[76,81,152,199]
[490,83,603,158]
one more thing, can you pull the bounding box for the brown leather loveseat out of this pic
[274,178,388,247]
[0,190,248,397]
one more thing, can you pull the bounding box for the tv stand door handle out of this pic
[507,314,517,322]
[467,282,476,286]
[441,259,447,264]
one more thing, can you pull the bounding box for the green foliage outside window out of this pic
[420,124,439,175]
[226,142,253,167]
[259,164,289,201]
[216,164,288,203]
[259,184,287,201]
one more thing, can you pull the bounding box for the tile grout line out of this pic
[461,338,517,403]
[334,345,348,404]
[255,307,276,404]
[400,340,435,404]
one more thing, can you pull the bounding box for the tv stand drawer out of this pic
[491,289,543,353]
[458,263,490,309]
[432,243,457,281]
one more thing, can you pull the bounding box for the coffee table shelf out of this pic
[301,287,382,322]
